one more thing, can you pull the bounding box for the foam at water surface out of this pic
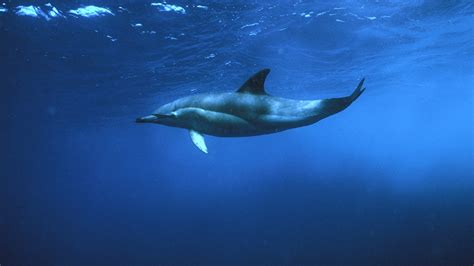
[45,3,64,18]
[151,2,186,14]
[68,5,114,17]
[13,4,65,20]
[15,5,48,19]
[196,5,208,10]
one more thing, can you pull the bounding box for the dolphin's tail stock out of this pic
[319,78,366,116]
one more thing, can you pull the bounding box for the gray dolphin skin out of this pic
[136,69,365,153]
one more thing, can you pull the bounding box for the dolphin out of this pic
[136,69,365,153]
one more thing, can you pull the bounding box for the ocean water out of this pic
[1,0,473,265]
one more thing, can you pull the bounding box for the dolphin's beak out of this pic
[135,115,157,123]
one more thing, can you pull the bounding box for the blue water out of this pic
[1,1,473,265]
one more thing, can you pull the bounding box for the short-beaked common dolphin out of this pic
[136,69,365,153]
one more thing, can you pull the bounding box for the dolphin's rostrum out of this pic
[136,69,365,153]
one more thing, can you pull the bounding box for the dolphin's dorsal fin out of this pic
[189,129,208,154]
[237,69,270,95]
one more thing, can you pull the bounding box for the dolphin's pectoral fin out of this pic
[237,69,270,95]
[189,130,208,154]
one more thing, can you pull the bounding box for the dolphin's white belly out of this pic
[174,107,261,136]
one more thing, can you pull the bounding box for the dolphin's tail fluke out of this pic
[349,78,366,103]
[337,77,366,107]
[318,78,366,118]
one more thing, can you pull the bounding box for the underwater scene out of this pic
[1,0,473,265]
